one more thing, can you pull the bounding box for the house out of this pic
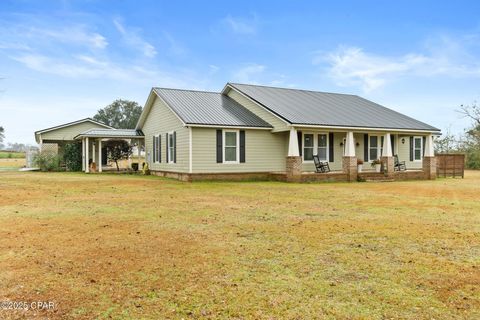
[35,83,440,181]
[134,83,439,182]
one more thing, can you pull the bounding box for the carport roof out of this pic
[75,129,144,139]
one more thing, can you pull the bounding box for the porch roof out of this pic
[74,129,144,139]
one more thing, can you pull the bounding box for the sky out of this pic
[1,0,480,145]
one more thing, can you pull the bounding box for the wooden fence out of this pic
[436,154,465,178]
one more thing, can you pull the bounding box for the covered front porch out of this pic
[75,129,145,173]
[285,127,436,182]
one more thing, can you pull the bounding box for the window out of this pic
[303,134,314,161]
[414,136,422,161]
[369,135,385,161]
[369,136,378,160]
[223,130,239,163]
[302,132,329,162]
[168,132,175,163]
[317,134,327,161]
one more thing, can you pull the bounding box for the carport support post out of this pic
[342,131,357,182]
[423,135,436,180]
[85,137,89,173]
[98,139,102,173]
[381,133,394,176]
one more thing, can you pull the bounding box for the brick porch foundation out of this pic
[286,156,302,182]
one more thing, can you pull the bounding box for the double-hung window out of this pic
[413,136,422,161]
[369,135,385,161]
[303,134,314,161]
[168,132,175,163]
[317,134,328,161]
[223,130,239,163]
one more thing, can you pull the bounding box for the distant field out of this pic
[0,151,26,159]
[0,171,478,319]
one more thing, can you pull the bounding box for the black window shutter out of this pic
[297,131,302,157]
[239,130,245,163]
[364,134,369,161]
[422,136,426,156]
[158,135,162,163]
[173,131,177,163]
[329,132,334,162]
[152,136,156,163]
[409,136,414,161]
[390,134,395,155]
[166,133,169,163]
[216,129,222,163]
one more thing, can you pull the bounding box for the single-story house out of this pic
[35,83,440,181]
[135,83,439,181]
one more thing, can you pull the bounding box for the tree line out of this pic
[435,102,480,169]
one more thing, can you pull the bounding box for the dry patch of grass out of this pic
[0,171,479,319]
[0,158,26,171]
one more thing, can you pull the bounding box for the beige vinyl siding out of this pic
[192,128,287,173]
[142,95,189,173]
[40,122,107,141]
[397,135,423,169]
[226,89,289,132]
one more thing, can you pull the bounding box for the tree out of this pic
[458,102,480,169]
[0,126,4,149]
[93,99,142,129]
[104,139,133,171]
[434,128,458,154]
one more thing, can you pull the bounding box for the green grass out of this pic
[0,171,478,319]
[0,151,25,158]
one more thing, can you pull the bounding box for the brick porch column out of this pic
[381,156,394,176]
[286,127,302,182]
[343,131,357,182]
[381,133,394,176]
[423,135,436,180]
[423,156,437,180]
[286,156,302,182]
[343,156,357,182]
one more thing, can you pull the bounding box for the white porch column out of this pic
[85,137,90,173]
[92,140,96,165]
[98,139,102,173]
[288,127,300,156]
[424,134,434,157]
[382,133,392,157]
[344,131,355,157]
[82,138,85,171]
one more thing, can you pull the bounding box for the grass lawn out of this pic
[0,158,26,171]
[0,171,478,319]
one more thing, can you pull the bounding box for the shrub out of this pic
[34,151,62,172]
[104,140,133,171]
[63,142,82,171]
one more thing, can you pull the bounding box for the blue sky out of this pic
[1,0,480,144]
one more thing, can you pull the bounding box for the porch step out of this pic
[364,178,395,182]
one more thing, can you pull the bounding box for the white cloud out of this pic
[232,63,266,83]
[316,36,480,92]
[113,19,157,58]
[222,14,258,35]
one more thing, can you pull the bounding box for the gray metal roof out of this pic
[154,88,272,128]
[228,83,440,131]
[75,129,144,139]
